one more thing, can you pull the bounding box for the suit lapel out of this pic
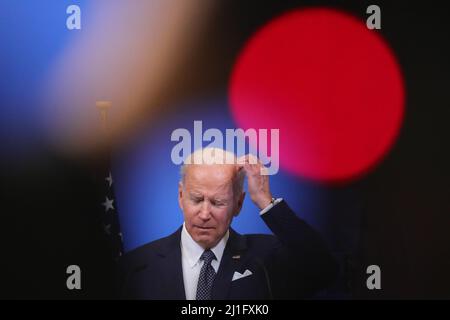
[155,227,248,299]
[212,228,247,300]
[157,227,186,299]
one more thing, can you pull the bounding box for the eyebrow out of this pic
[189,192,228,202]
[189,192,204,198]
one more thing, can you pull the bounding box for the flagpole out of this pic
[96,100,112,135]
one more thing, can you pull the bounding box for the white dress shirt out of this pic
[180,198,283,300]
[259,198,283,215]
[181,224,229,300]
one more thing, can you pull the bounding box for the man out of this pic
[118,148,338,299]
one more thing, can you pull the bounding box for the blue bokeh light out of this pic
[0,0,90,153]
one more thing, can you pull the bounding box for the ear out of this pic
[233,192,246,217]
[178,182,184,211]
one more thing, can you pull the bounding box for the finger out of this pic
[237,155,247,166]
[260,165,269,176]
[246,154,259,165]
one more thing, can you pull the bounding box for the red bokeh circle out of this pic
[229,8,405,182]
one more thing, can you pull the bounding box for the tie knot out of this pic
[200,249,216,264]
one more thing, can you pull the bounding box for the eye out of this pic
[212,200,225,207]
[192,197,203,204]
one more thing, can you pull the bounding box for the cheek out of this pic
[182,204,197,221]
[214,208,233,225]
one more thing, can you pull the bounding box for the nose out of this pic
[198,201,212,221]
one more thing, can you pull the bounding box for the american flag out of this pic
[95,101,123,262]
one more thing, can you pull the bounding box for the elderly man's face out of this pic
[178,164,244,249]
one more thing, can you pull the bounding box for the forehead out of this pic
[183,164,236,192]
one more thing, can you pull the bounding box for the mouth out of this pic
[195,225,215,230]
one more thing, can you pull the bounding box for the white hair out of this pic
[179,148,245,197]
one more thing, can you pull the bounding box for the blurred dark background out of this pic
[1,0,449,299]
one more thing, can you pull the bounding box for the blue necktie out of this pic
[196,249,216,300]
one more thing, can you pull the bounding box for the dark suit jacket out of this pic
[117,201,338,299]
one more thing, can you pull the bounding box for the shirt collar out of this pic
[181,223,229,268]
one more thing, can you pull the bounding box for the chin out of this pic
[194,235,217,249]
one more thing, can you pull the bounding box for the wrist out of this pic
[255,194,274,210]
